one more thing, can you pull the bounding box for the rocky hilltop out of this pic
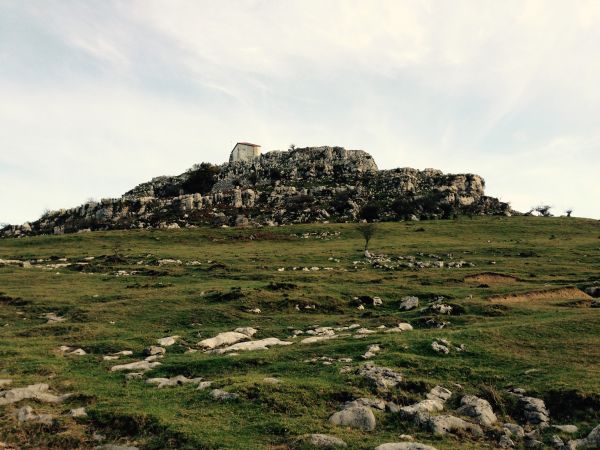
[1,146,511,237]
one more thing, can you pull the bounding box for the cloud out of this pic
[0,0,599,223]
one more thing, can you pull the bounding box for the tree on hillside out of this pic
[565,208,573,217]
[357,223,377,253]
[534,205,553,217]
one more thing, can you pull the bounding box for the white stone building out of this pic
[230,142,261,163]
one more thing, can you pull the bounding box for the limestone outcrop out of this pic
[1,146,511,237]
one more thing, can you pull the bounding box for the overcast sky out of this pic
[1,0,599,223]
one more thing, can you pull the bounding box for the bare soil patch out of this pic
[464,272,519,284]
[489,287,592,303]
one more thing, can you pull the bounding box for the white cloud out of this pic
[0,0,599,223]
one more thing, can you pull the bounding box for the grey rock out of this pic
[17,405,54,424]
[143,346,166,356]
[399,296,419,311]
[297,434,347,447]
[356,364,403,391]
[0,383,71,405]
[210,389,239,401]
[344,398,386,411]
[374,444,438,450]
[554,425,578,434]
[456,395,497,426]
[427,415,483,437]
[329,406,376,431]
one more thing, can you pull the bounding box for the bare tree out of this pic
[565,208,573,217]
[534,205,553,217]
[289,143,296,151]
[357,223,377,252]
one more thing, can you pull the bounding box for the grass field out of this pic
[1,216,599,449]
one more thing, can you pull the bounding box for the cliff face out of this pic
[1,146,511,237]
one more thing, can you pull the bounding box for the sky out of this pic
[1,0,599,224]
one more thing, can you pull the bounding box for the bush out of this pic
[181,163,219,195]
[359,201,381,222]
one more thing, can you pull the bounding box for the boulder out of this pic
[374,444,438,450]
[17,405,54,424]
[356,364,403,391]
[564,424,600,449]
[456,395,497,426]
[427,415,483,437]
[198,331,249,350]
[344,398,386,411]
[143,346,166,356]
[399,296,419,311]
[234,327,258,337]
[329,406,376,431]
[0,383,71,405]
[297,434,347,448]
[211,338,292,354]
[146,375,203,388]
[553,425,578,434]
[69,407,87,418]
[210,389,239,401]
[156,336,179,346]
[110,361,161,372]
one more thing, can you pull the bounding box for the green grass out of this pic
[0,216,599,449]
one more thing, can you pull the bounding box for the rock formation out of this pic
[1,146,511,237]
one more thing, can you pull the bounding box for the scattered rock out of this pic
[211,338,293,354]
[520,396,550,427]
[210,389,239,401]
[399,296,419,311]
[69,407,87,418]
[43,312,66,323]
[110,361,161,372]
[384,323,413,333]
[143,346,166,357]
[234,327,258,337]
[198,331,249,350]
[344,398,386,411]
[262,377,281,385]
[157,336,179,346]
[374,444,438,450]
[362,344,381,359]
[329,406,376,431]
[427,415,483,437]
[196,381,213,390]
[503,423,525,438]
[373,297,383,306]
[554,425,578,434]
[297,434,347,448]
[565,423,600,449]
[456,395,497,426]
[94,445,139,450]
[146,375,203,388]
[431,341,449,354]
[17,405,54,424]
[426,386,452,402]
[301,335,338,344]
[0,383,71,405]
[498,434,516,448]
[356,364,403,391]
[125,372,144,380]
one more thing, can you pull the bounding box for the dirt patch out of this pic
[489,287,592,303]
[464,272,519,284]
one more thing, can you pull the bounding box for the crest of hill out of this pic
[1,146,511,237]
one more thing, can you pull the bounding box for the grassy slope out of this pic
[0,216,599,449]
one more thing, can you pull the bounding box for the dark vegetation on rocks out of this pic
[1,146,512,238]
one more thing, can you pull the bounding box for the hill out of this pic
[1,146,511,237]
[0,216,599,449]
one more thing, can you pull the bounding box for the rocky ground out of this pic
[0,217,599,449]
[1,146,511,238]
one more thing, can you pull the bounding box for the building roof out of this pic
[235,142,261,147]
